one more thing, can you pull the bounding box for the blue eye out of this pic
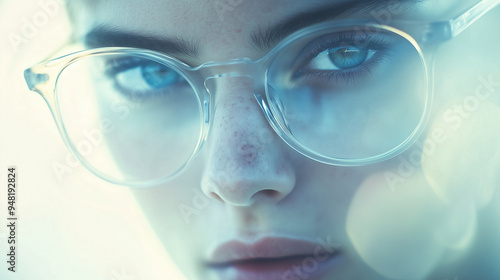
[104,57,188,99]
[327,46,371,69]
[141,63,181,89]
[308,45,376,71]
[292,32,392,85]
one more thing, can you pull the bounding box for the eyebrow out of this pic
[85,25,199,58]
[84,0,421,58]
[251,0,422,50]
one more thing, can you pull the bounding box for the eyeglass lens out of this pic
[54,26,427,184]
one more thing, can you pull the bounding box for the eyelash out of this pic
[104,56,147,76]
[103,57,182,101]
[101,31,394,99]
[293,32,393,86]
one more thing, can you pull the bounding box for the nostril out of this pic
[259,189,281,199]
[210,192,224,203]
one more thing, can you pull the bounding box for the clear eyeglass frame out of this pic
[24,0,500,187]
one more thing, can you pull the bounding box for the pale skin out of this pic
[68,0,500,279]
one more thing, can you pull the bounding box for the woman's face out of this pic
[71,0,500,279]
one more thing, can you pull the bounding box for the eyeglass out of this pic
[24,0,499,187]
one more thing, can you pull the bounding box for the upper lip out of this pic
[206,236,336,266]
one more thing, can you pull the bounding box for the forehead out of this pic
[68,0,457,62]
[88,0,319,44]
[72,0,426,36]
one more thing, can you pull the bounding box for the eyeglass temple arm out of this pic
[449,0,500,37]
[426,0,500,43]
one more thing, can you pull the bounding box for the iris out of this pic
[141,63,180,89]
[327,46,368,69]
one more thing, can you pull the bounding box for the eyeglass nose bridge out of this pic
[194,57,284,147]
[201,70,265,123]
[197,56,270,110]
[197,56,266,81]
[202,73,259,97]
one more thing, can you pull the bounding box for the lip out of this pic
[206,236,342,280]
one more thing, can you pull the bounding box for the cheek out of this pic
[130,164,208,277]
[131,155,211,229]
[290,161,380,235]
[132,182,194,246]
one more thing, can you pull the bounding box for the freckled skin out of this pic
[71,0,500,279]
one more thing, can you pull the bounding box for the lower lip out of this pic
[208,253,342,280]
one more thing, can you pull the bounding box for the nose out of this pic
[200,77,296,207]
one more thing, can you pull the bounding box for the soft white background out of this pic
[0,1,185,279]
[2,1,500,280]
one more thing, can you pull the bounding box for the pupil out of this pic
[328,46,368,69]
